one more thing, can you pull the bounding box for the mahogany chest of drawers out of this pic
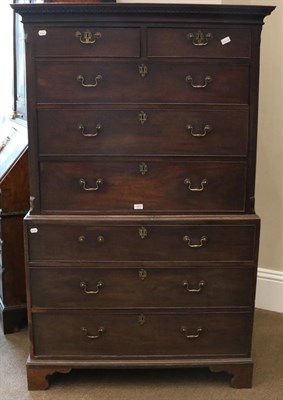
[13,2,274,390]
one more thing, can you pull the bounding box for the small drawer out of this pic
[26,219,258,263]
[30,267,255,309]
[35,61,249,104]
[39,160,247,213]
[147,28,251,58]
[38,109,249,157]
[33,27,140,58]
[32,310,252,357]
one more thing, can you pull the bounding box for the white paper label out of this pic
[134,204,143,210]
[38,30,47,36]
[30,228,38,233]
[221,36,231,45]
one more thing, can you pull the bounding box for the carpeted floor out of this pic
[0,309,282,400]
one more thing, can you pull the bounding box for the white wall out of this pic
[251,0,282,312]
[224,0,282,276]
[0,1,14,136]
[253,0,282,273]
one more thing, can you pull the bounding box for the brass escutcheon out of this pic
[139,268,147,281]
[138,314,146,325]
[139,64,148,78]
[139,226,148,239]
[138,111,147,125]
[139,162,148,176]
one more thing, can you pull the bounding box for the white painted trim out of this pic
[255,268,283,313]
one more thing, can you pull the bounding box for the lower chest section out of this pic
[26,215,258,359]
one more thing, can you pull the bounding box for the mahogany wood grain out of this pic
[31,310,252,357]
[35,61,249,104]
[147,27,251,58]
[37,109,249,157]
[29,266,254,309]
[26,220,258,263]
[38,159,247,213]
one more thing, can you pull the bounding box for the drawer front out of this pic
[38,109,249,156]
[39,160,247,212]
[33,27,140,58]
[32,311,252,357]
[27,222,257,263]
[30,267,254,309]
[147,28,251,58]
[36,61,249,104]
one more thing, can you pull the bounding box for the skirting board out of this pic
[255,268,283,313]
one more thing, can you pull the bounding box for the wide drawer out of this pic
[26,220,258,263]
[35,61,249,104]
[39,160,247,213]
[37,109,249,156]
[33,27,140,58]
[32,310,252,357]
[30,267,255,309]
[147,28,251,58]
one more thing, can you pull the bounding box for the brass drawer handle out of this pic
[183,235,207,248]
[77,74,102,88]
[186,124,212,137]
[81,326,105,340]
[184,178,207,192]
[182,280,206,293]
[185,75,212,89]
[78,123,103,137]
[78,235,104,243]
[180,326,203,339]
[80,281,104,295]
[75,30,102,44]
[187,30,212,46]
[79,178,103,191]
